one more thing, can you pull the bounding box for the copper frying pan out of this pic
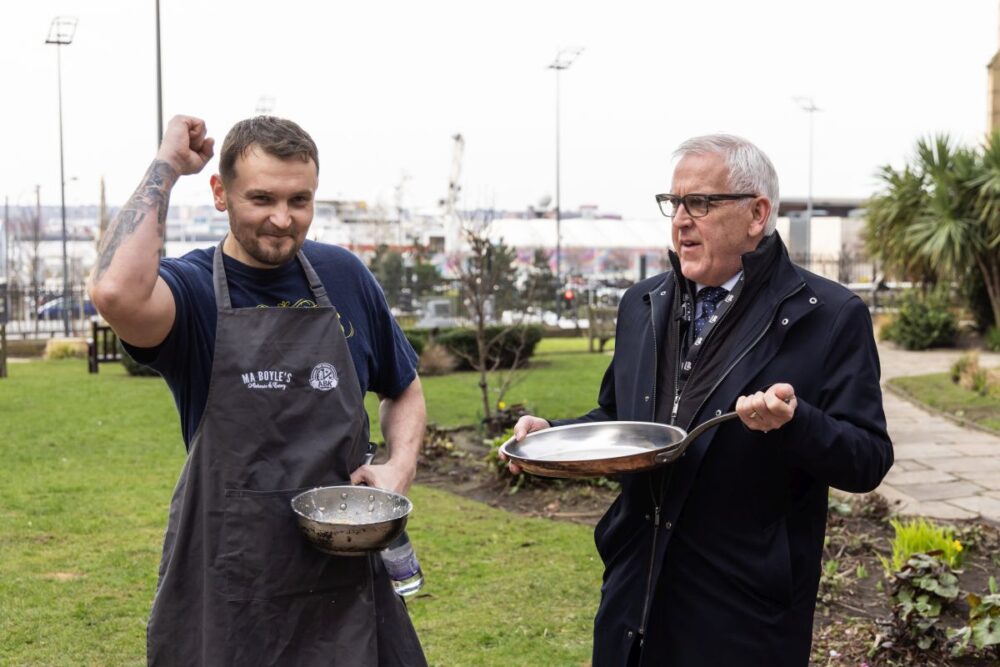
[498,411,739,478]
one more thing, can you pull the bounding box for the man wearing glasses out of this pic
[509,134,892,666]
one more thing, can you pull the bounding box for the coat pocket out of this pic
[220,486,370,602]
[594,495,647,569]
[745,516,795,610]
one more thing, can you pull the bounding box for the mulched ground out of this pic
[408,426,1000,666]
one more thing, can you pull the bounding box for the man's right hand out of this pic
[156,115,215,176]
[500,415,550,475]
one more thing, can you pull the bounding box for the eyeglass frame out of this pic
[655,193,758,219]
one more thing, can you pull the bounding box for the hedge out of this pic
[434,325,543,371]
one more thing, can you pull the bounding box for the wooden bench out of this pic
[88,320,121,373]
[587,306,617,353]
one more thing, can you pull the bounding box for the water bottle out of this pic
[381,530,424,597]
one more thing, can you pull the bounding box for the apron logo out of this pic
[309,363,339,391]
[240,369,292,391]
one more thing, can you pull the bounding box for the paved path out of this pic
[876,345,1000,523]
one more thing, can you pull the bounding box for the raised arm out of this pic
[88,115,214,347]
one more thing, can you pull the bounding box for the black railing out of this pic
[0,283,96,339]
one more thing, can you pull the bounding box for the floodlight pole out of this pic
[46,17,77,337]
[794,96,820,266]
[156,0,163,145]
[156,1,167,257]
[548,47,583,318]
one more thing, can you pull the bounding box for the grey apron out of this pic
[147,241,426,666]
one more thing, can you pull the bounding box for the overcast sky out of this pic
[2,0,998,220]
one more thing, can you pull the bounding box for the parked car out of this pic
[37,296,97,320]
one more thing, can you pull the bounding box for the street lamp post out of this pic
[793,96,820,267]
[155,0,163,145]
[548,47,583,318]
[46,16,78,337]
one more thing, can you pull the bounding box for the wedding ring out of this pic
[749,410,759,420]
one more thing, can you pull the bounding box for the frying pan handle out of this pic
[679,395,793,446]
[682,410,740,443]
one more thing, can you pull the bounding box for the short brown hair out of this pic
[219,116,319,183]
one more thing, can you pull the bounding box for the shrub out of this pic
[985,327,1000,352]
[951,352,978,384]
[960,273,995,333]
[436,325,543,371]
[882,289,957,350]
[43,339,87,360]
[118,340,159,377]
[418,343,459,376]
[403,330,427,357]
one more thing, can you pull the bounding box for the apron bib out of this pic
[146,240,425,666]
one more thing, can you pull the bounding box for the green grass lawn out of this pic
[889,372,1000,432]
[366,335,613,437]
[0,342,609,666]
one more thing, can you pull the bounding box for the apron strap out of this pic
[213,238,233,312]
[212,236,333,310]
[297,248,333,308]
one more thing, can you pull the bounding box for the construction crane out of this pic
[440,133,464,218]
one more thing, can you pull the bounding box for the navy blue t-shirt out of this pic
[125,240,418,448]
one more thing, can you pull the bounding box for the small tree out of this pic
[408,241,442,299]
[369,244,405,308]
[454,213,535,431]
[525,248,557,313]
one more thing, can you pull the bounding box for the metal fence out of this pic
[0,283,95,339]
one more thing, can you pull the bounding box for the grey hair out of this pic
[673,134,780,235]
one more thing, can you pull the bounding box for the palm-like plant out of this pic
[969,132,1000,326]
[864,163,936,284]
[865,132,1000,328]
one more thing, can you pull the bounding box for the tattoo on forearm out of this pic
[94,160,177,280]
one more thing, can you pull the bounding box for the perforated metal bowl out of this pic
[291,485,412,556]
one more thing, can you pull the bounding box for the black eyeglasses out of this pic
[655,193,757,218]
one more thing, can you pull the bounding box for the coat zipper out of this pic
[638,502,662,639]
[637,284,666,643]
[687,282,806,427]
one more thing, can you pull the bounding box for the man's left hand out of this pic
[736,383,797,433]
[350,460,415,496]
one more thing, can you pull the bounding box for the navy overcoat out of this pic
[554,234,893,666]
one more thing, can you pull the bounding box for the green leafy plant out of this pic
[951,352,979,384]
[885,517,965,572]
[881,288,957,350]
[819,558,845,604]
[485,428,531,494]
[949,575,1000,657]
[872,552,961,655]
[827,494,853,516]
[985,327,1000,353]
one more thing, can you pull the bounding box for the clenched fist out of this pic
[156,115,215,176]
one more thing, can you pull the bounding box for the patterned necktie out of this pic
[693,286,729,337]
